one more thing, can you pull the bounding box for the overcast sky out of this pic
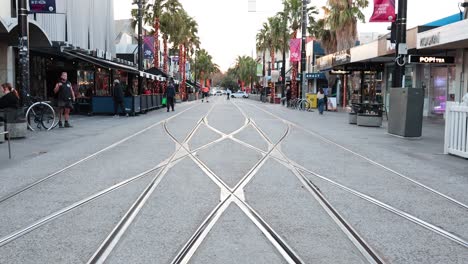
[115,0,463,72]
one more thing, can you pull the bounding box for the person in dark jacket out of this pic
[286,87,291,107]
[165,77,176,112]
[113,79,127,117]
[54,72,75,128]
[0,83,19,109]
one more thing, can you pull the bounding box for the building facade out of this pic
[0,0,115,93]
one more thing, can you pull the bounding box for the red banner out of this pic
[370,0,396,22]
[289,39,301,62]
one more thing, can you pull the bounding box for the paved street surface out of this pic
[0,97,467,264]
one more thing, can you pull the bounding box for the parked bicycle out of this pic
[287,98,313,112]
[24,96,59,131]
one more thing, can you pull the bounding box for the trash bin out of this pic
[388,88,424,137]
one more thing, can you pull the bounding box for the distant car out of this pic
[215,90,223,96]
[209,90,217,96]
[231,91,249,98]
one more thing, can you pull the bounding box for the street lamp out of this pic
[18,0,30,105]
[132,0,145,95]
[300,0,310,99]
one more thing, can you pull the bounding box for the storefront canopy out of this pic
[186,80,200,89]
[139,71,164,81]
[145,67,169,78]
[62,49,139,73]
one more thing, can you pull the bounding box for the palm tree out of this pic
[308,17,337,53]
[276,9,289,95]
[283,0,318,99]
[323,0,368,51]
[234,56,257,92]
[192,49,219,87]
[267,16,283,102]
[171,10,199,101]
[160,0,182,74]
[256,25,268,81]
[142,0,165,69]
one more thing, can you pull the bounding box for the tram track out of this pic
[0,103,217,248]
[3,98,464,263]
[167,101,384,264]
[0,103,201,205]
[167,107,304,264]
[243,101,468,211]
[240,101,468,248]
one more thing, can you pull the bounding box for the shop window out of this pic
[95,68,110,96]
[77,70,94,97]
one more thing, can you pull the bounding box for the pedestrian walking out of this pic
[286,87,291,107]
[112,79,127,117]
[201,86,209,103]
[317,88,325,115]
[324,87,329,111]
[54,72,75,127]
[226,88,231,100]
[165,77,176,112]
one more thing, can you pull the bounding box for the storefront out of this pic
[417,18,468,112]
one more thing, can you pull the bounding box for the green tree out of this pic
[191,49,219,87]
[322,0,368,51]
[282,0,318,99]
[234,56,257,91]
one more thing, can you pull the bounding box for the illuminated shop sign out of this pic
[329,70,351,75]
[409,55,455,64]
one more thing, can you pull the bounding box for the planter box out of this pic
[357,114,382,127]
[349,113,357,124]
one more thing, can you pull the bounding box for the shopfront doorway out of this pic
[430,66,455,115]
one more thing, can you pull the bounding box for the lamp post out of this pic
[392,0,407,88]
[18,0,30,105]
[136,0,144,94]
[300,0,309,99]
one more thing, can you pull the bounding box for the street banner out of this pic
[370,0,396,22]
[29,0,56,13]
[256,63,263,77]
[143,36,154,59]
[290,38,301,62]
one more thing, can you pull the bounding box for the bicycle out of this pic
[24,97,59,131]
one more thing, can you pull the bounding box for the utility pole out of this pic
[18,0,30,105]
[281,11,287,100]
[137,0,144,94]
[300,0,308,99]
[392,0,407,88]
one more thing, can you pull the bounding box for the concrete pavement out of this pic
[0,96,467,263]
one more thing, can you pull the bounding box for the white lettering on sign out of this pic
[420,33,440,48]
[419,57,445,63]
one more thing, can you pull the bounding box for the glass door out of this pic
[430,66,448,115]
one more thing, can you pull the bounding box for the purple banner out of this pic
[290,39,301,62]
[143,36,154,59]
[29,0,56,13]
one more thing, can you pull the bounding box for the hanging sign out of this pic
[143,36,155,59]
[290,39,301,62]
[408,55,455,64]
[370,0,395,22]
[29,0,56,13]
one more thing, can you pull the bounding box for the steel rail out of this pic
[244,101,468,211]
[0,103,201,205]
